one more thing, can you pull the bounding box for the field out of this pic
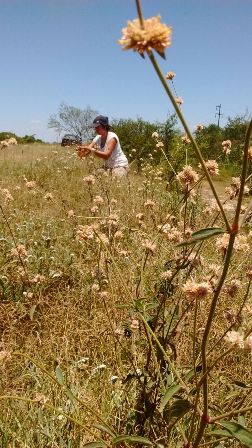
[1,143,252,447]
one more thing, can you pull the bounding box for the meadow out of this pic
[0,140,252,447]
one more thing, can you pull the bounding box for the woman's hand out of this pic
[76,145,91,158]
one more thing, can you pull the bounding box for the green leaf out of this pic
[168,399,191,419]
[55,365,65,385]
[94,422,117,437]
[159,368,199,413]
[219,420,252,447]
[112,435,153,446]
[177,227,225,247]
[82,441,107,448]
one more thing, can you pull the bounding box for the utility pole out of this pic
[215,104,223,127]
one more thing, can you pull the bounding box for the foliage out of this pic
[0,131,43,144]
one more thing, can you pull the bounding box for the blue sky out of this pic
[1,0,251,142]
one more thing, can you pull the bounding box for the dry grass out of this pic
[0,144,252,447]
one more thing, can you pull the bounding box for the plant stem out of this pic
[192,232,236,447]
[147,52,230,232]
[234,119,252,229]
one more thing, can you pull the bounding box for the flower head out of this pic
[204,160,219,176]
[222,140,232,155]
[118,16,172,57]
[166,71,175,80]
[177,165,199,186]
[182,279,212,301]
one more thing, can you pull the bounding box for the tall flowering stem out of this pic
[146,51,231,232]
[233,119,252,230]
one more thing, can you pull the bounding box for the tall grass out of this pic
[0,135,252,447]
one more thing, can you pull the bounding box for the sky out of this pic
[0,0,251,143]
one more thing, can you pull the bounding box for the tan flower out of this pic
[118,16,172,57]
[222,140,232,155]
[196,124,204,131]
[225,330,244,349]
[175,97,183,105]
[166,71,175,80]
[177,165,199,186]
[248,146,252,160]
[182,279,212,300]
[25,180,36,189]
[204,160,219,176]
[11,244,28,258]
[181,135,191,145]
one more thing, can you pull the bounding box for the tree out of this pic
[48,103,98,140]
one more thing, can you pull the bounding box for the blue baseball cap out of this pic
[92,115,109,127]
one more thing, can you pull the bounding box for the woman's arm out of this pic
[90,137,117,160]
[76,141,96,158]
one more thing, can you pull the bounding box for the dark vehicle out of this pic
[61,134,82,147]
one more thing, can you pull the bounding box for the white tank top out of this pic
[93,132,128,169]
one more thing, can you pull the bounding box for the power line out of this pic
[215,104,223,127]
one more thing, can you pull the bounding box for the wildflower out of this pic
[34,394,49,404]
[1,188,13,203]
[235,234,249,251]
[177,165,199,186]
[136,213,144,220]
[114,230,123,239]
[151,131,159,139]
[222,140,232,155]
[248,146,252,160]
[118,16,172,57]
[108,213,119,226]
[144,199,156,208]
[224,330,244,349]
[67,209,75,218]
[204,160,219,176]
[166,227,183,243]
[99,291,109,299]
[244,335,252,351]
[76,224,97,241]
[23,291,33,299]
[11,244,28,258]
[130,319,139,330]
[158,223,171,234]
[182,279,212,300]
[96,232,109,245]
[83,175,96,185]
[91,283,100,293]
[156,141,164,147]
[166,71,175,80]
[31,274,46,284]
[224,279,241,297]
[215,233,230,254]
[196,124,204,131]
[181,135,191,145]
[175,97,183,105]
[115,328,124,337]
[93,195,104,205]
[246,270,252,280]
[44,193,53,200]
[225,186,236,200]
[216,233,249,253]
[25,180,36,189]
[90,205,99,214]
[142,239,156,254]
[160,270,173,280]
[230,177,240,189]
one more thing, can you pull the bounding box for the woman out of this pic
[77,115,128,177]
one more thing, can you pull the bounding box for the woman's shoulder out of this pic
[108,131,119,140]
